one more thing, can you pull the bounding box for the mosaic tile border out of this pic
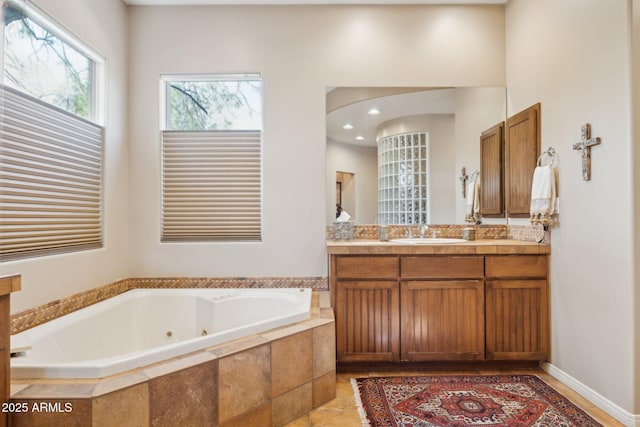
[507,224,549,243]
[327,223,549,243]
[131,276,328,289]
[10,278,132,335]
[327,224,509,241]
[10,276,328,335]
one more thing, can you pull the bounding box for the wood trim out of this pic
[0,295,6,427]
[0,275,21,296]
[0,274,19,427]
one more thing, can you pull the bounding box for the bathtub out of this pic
[10,288,312,379]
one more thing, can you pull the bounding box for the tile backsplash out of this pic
[326,223,548,243]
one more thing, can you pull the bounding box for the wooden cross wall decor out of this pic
[459,167,469,198]
[572,123,601,181]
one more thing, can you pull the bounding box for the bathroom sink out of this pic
[389,237,468,244]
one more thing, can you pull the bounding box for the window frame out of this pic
[159,73,264,243]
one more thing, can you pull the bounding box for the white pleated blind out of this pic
[0,85,103,260]
[162,130,262,242]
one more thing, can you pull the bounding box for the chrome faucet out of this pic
[420,224,429,238]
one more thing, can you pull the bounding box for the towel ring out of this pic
[470,170,480,183]
[537,147,557,167]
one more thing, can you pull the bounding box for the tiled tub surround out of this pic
[11,288,313,379]
[9,292,336,427]
[326,223,548,243]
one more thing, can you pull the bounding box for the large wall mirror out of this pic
[326,87,507,225]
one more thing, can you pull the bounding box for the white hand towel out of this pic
[465,182,480,223]
[530,165,556,226]
[466,182,475,208]
[336,210,351,222]
[473,182,480,214]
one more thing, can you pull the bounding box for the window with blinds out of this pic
[1,1,103,261]
[162,131,261,241]
[161,75,262,242]
[0,86,103,260]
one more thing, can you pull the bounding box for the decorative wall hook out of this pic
[572,123,601,181]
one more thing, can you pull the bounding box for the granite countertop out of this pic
[326,239,550,255]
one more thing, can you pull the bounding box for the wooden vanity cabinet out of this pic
[333,256,400,362]
[330,252,549,364]
[400,256,485,361]
[485,255,549,361]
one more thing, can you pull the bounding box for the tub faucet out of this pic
[420,224,429,238]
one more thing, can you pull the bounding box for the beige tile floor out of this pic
[285,368,624,427]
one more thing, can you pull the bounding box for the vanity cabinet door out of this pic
[335,281,400,362]
[400,280,485,361]
[485,280,549,361]
[485,255,549,361]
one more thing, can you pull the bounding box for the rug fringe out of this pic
[350,378,372,426]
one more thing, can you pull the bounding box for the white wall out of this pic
[506,0,637,416]
[427,115,456,224]
[632,0,640,415]
[0,0,130,313]
[454,87,507,223]
[326,141,377,224]
[128,5,505,277]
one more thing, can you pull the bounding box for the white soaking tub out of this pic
[10,288,312,379]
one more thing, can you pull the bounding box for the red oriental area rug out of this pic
[352,375,604,427]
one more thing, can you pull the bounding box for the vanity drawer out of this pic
[485,255,548,279]
[401,256,484,279]
[335,256,398,279]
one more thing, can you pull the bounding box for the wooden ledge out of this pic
[0,274,21,296]
[327,239,550,255]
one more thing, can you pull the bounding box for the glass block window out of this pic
[377,132,429,225]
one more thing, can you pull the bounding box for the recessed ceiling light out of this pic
[342,123,354,130]
[355,135,365,141]
[367,108,380,115]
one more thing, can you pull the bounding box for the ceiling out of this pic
[326,88,456,147]
[124,0,506,5]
